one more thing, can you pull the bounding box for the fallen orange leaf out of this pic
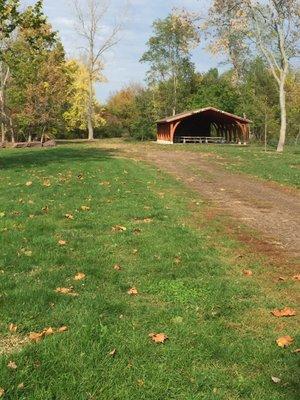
[44,327,55,336]
[271,307,296,318]
[149,333,168,344]
[80,205,90,211]
[55,287,78,296]
[276,336,294,348]
[243,270,253,276]
[58,326,68,333]
[43,180,51,187]
[9,323,17,333]
[58,240,67,246]
[112,225,127,232]
[28,331,45,343]
[29,326,67,343]
[74,272,86,281]
[293,274,300,281]
[127,287,138,295]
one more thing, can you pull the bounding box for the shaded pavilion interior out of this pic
[157,107,251,144]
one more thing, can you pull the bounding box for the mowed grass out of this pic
[143,141,300,188]
[0,145,299,400]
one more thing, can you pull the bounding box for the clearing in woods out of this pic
[0,143,299,400]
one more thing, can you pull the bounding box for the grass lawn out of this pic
[0,145,299,399]
[144,142,300,188]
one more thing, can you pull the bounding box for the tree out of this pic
[64,59,105,134]
[73,0,122,140]
[206,0,300,152]
[189,69,242,113]
[0,0,20,45]
[0,0,55,142]
[5,19,67,141]
[141,10,200,117]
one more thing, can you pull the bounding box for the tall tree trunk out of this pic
[9,117,15,143]
[87,79,94,140]
[277,78,287,153]
[1,121,5,143]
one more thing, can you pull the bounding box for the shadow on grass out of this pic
[0,146,119,170]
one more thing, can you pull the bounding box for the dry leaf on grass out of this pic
[243,270,253,276]
[127,287,138,296]
[17,383,24,390]
[112,225,127,232]
[55,287,78,296]
[29,326,68,343]
[65,213,74,220]
[135,217,153,224]
[7,361,17,370]
[271,307,296,318]
[149,333,168,344]
[29,331,48,343]
[293,349,300,354]
[271,376,281,384]
[0,388,4,397]
[113,264,122,271]
[174,256,181,265]
[276,336,294,348]
[133,228,142,235]
[42,206,49,213]
[293,274,300,281]
[109,348,117,357]
[43,180,51,187]
[9,323,17,333]
[80,205,90,211]
[74,272,86,281]
[25,181,33,187]
[58,240,67,246]
[58,326,68,333]
[19,248,32,257]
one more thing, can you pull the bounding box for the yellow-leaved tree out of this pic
[64,59,105,134]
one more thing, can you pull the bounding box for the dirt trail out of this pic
[111,144,300,260]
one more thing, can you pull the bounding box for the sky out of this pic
[23,0,224,102]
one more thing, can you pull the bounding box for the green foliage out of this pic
[0,0,20,43]
[5,22,68,138]
[188,69,241,113]
[141,11,199,116]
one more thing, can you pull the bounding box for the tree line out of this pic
[0,1,299,151]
